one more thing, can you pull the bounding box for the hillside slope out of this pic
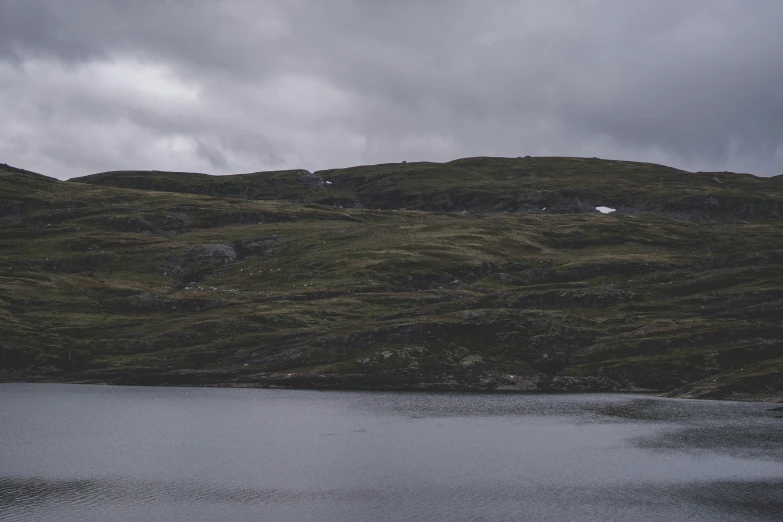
[72,157,783,221]
[3,158,782,401]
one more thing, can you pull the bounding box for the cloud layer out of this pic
[1,0,782,179]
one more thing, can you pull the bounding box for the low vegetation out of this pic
[1,157,781,401]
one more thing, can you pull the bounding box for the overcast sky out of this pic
[1,0,782,179]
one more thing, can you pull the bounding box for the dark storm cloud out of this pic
[0,0,781,179]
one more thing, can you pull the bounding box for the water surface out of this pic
[1,384,781,521]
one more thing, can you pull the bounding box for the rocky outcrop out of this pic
[234,235,281,258]
[0,201,23,222]
[164,244,237,282]
[157,214,192,234]
[298,171,323,189]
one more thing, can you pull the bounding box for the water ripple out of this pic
[2,476,782,521]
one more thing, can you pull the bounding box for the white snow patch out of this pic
[325,181,333,185]
[596,206,616,214]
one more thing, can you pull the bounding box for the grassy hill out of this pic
[73,156,783,220]
[2,158,782,401]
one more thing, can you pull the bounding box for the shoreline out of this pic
[3,371,781,404]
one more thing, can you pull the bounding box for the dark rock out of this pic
[234,236,282,258]
[197,244,237,262]
[158,215,192,233]
[164,244,237,281]
[298,171,323,189]
[0,202,23,221]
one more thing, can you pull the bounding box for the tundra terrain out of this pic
[1,157,781,401]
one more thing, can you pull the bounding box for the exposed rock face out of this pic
[234,236,282,258]
[199,244,237,261]
[157,215,192,234]
[298,171,323,190]
[164,244,237,282]
[0,202,23,221]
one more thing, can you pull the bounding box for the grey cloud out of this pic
[195,140,228,170]
[0,0,781,179]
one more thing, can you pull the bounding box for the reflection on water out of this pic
[0,384,781,522]
[588,398,783,461]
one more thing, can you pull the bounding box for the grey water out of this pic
[0,384,781,522]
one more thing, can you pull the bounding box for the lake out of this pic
[0,384,781,521]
